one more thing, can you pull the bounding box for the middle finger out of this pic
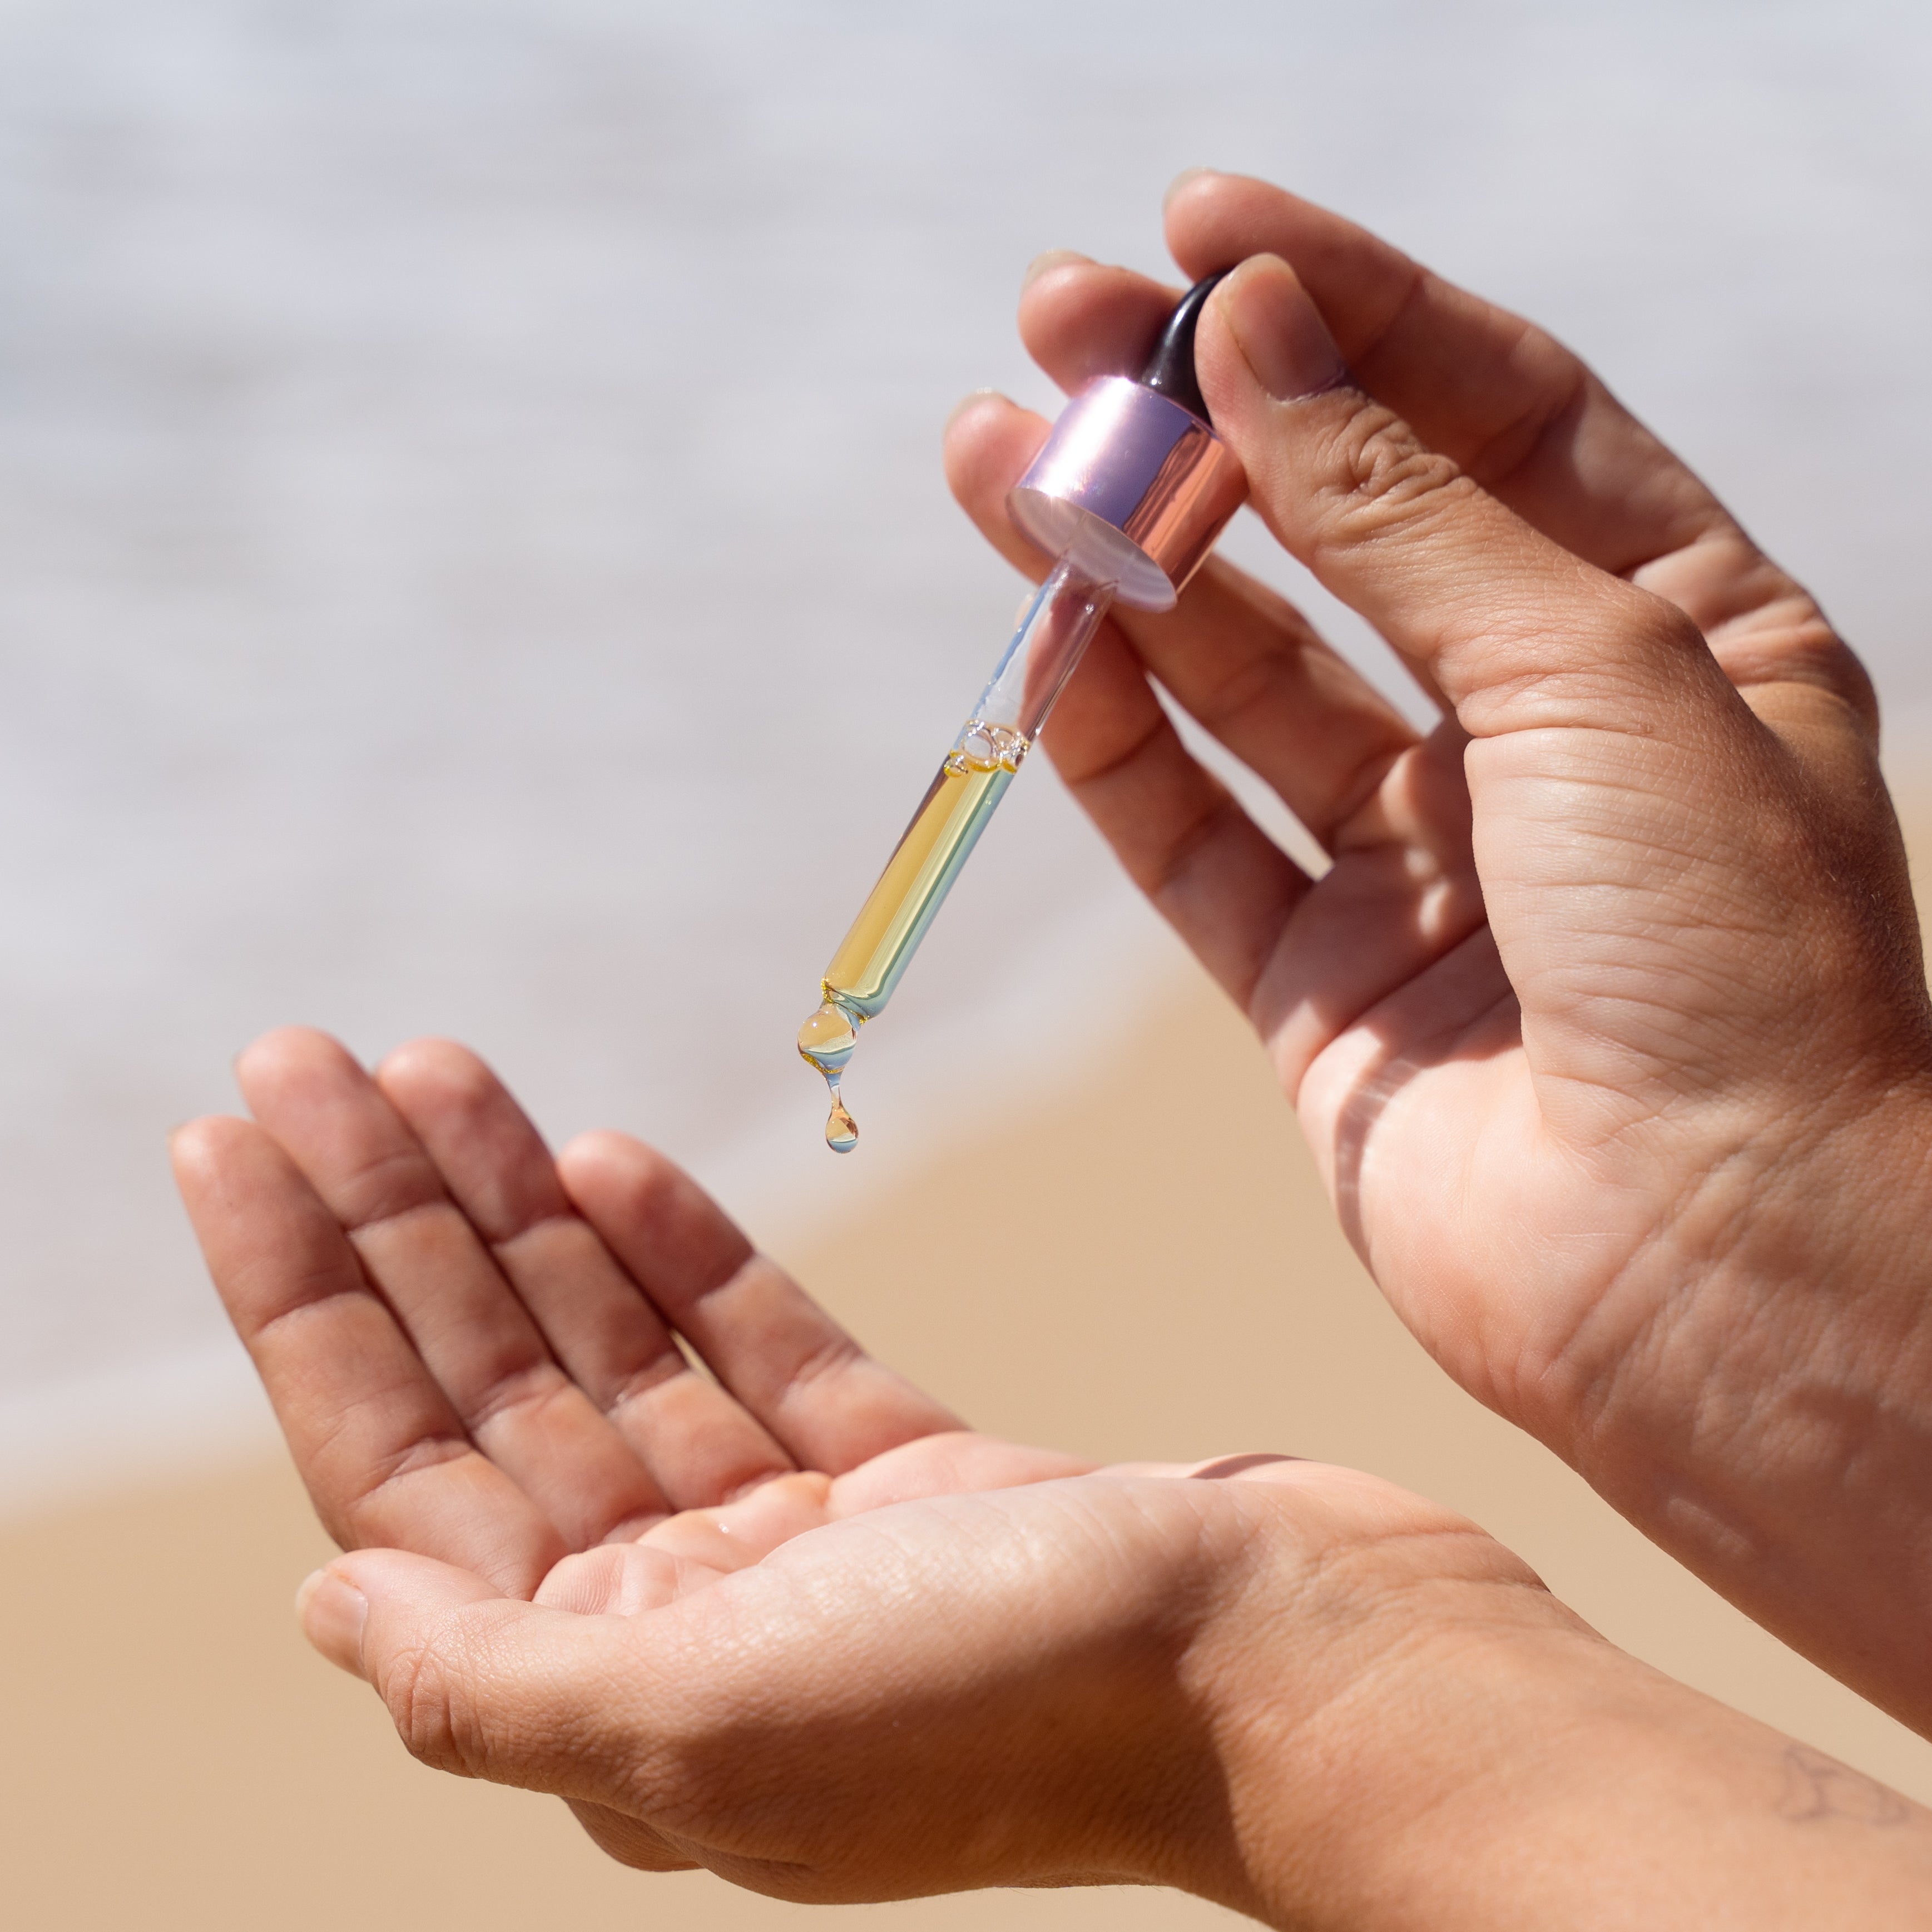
[237,1028,671,1547]
[374,1038,803,1510]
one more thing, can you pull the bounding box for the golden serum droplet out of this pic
[824,1083,859,1154]
[796,999,858,1074]
[799,998,861,1154]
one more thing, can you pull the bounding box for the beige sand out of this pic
[8,834,1932,1928]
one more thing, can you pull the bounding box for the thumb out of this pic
[298,1549,616,1794]
[1196,254,1737,742]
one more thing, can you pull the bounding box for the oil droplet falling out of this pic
[824,1082,859,1153]
[797,998,862,1155]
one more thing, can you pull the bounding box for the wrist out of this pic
[1565,1078,1932,1731]
[1175,1478,1586,1924]
[1175,1479,1932,1929]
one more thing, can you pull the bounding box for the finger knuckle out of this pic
[1806,632,1876,712]
[384,1625,490,1778]
[1314,398,1477,553]
[1613,582,1707,662]
[1741,623,1879,729]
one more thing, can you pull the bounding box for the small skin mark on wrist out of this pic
[1777,1744,1914,1827]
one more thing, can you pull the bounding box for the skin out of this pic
[168,169,1932,1919]
[943,169,1932,1736]
[174,1034,1932,1924]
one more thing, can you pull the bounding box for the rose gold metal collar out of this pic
[1005,375,1247,612]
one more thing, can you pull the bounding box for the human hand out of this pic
[944,172,1932,1729]
[169,1027,1078,1602]
[172,1032,1932,1923]
[290,1445,1932,1927]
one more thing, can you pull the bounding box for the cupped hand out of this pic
[172,1032,1932,1924]
[169,1027,1080,1604]
[165,1027,1500,1905]
[944,172,1932,1728]
[292,1452,1494,1905]
[283,1439,1932,1930]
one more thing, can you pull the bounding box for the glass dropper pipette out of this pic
[798,273,1249,1150]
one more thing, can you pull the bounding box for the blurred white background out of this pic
[1,0,1928,1499]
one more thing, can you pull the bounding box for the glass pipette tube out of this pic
[794,272,1249,1150]
[797,554,1116,1146]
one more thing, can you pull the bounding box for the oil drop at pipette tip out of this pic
[797,998,862,1155]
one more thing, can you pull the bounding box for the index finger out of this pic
[375,1038,808,1511]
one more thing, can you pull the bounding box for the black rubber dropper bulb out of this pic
[1135,270,1231,424]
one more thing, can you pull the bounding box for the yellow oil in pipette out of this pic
[798,563,1108,1151]
[797,724,1023,1151]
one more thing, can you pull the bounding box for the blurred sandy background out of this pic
[3,2,1931,1925]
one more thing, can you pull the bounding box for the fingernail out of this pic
[296,1567,369,1677]
[1022,247,1092,290]
[943,387,1007,436]
[1163,166,1217,211]
[1213,255,1348,402]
